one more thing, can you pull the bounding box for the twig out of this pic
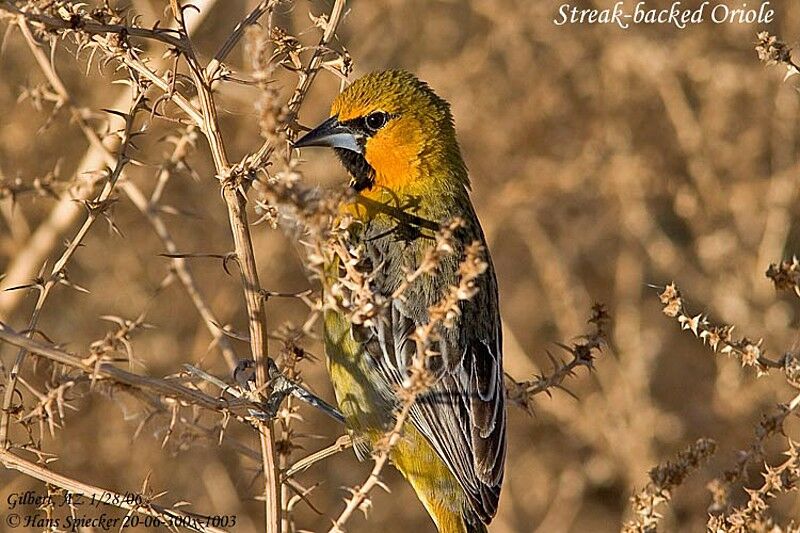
[283,434,352,479]
[15,16,238,371]
[121,158,240,371]
[327,402,413,532]
[0,66,142,447]
[0,2,188,50]
[0,322,244,413]
[170,1,281,529]
[622,438,717,533]
[285,0,348,116]
[205,0,277,82]
[707,390,800,516]
[244,0,348,172]
[0,0,218,319]
[505,304,609,412]
[657,283,785,372]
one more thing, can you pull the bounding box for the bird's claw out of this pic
[234,358,345,424]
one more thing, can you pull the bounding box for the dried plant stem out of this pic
[505,304,609,411]
[246,0,347,171]
[221,185,282,533]
[283,434,352,479]
[122,56,203,125]
[0,78,141,448]
[658,283,785,372]
[328,401,413,532]
[0,323,242,413]
[15,17,238,371]
[123,180,240,369]
[709,389,800,510]
[0,448,227,533]
[172,2,280,528]
[286,0,348,115]
[623,438,717,533]
[0,2,218,318]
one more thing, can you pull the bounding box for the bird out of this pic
[294,69,505,533]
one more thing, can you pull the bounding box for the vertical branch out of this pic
[169,2,280,530]
[285,0,348,114]
[221,185,281,533]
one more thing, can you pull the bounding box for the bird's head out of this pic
[294,70,468,197]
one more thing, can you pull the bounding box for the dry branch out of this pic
[0,0,217,318]
[0,322,242,413]
[622,438,717,533]
[0,81,143,448]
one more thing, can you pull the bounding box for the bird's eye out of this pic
[365,111,389,132]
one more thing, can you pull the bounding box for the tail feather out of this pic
[463,511,489,533]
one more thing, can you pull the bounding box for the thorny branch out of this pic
[0,322,254,415]
[244,0,349,172]
[14,14,239,369]
[505,303,609,412]
[767,256,800,299]
[164,0,282,529]
[0,82,143,448]
[708,436,800,533]
[0,1,188,50]
[622,438,718,533]
[658,283,787,374]
[0,0,216,319]
[707,391,800,527]
[653,281,800,532]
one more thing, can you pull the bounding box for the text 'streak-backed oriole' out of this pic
[295,70,506,533]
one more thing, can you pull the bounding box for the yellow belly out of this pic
[324,310,470,532]
[390,426,470,533]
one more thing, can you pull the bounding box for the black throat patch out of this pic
[334,148,375,192]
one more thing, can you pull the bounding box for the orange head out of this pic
[294,70,468,197]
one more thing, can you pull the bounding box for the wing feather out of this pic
[359,228,506,522]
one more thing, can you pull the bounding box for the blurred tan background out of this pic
[2,0,800,531]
